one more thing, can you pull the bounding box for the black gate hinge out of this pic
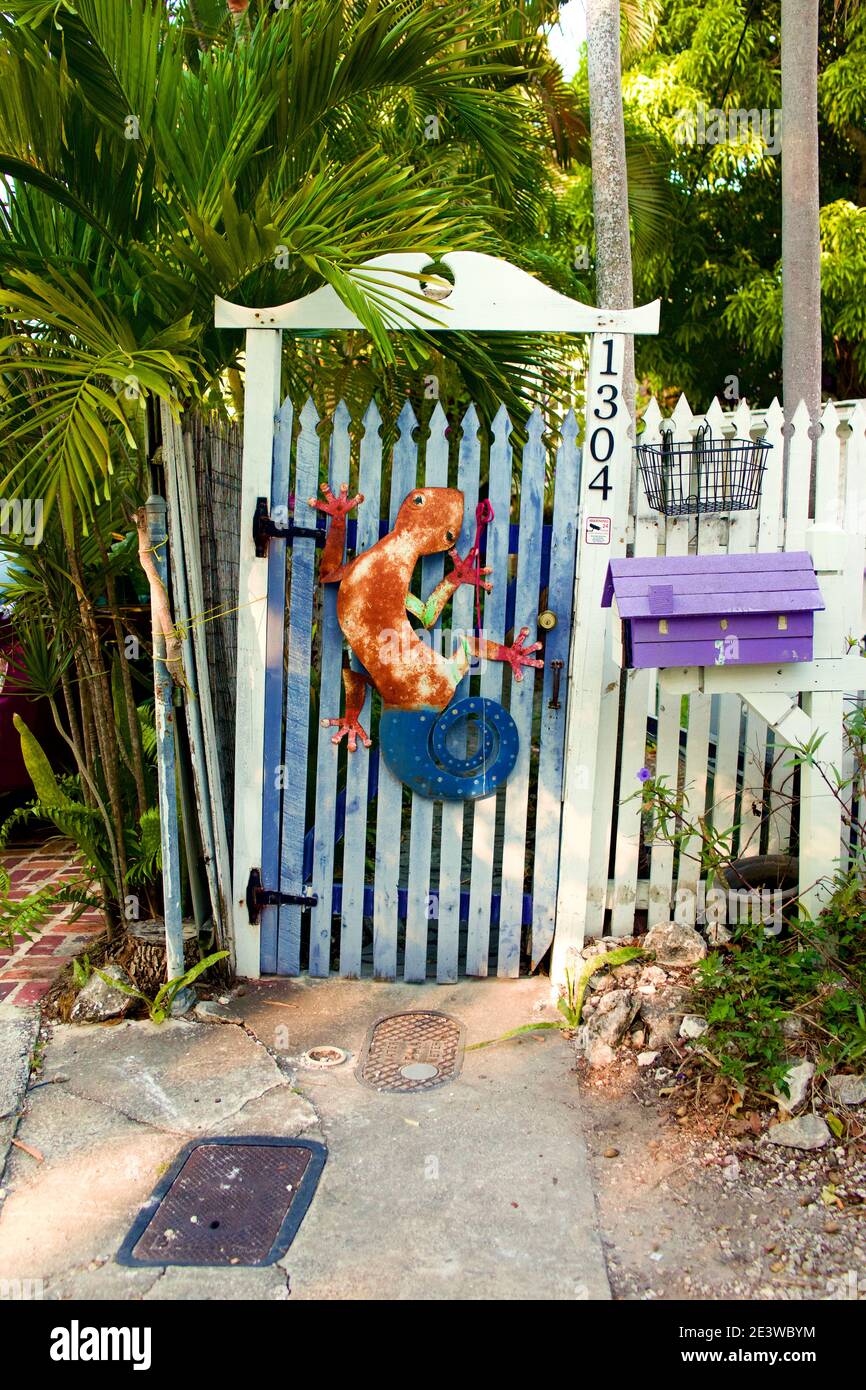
[253,497,326,558]
[246,867,319,924]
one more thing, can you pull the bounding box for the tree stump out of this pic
[117,920,199,999]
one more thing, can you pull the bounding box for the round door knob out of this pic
[537,610,557,631]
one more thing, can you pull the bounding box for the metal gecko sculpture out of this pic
[307,481,543,801]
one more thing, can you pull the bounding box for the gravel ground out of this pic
[580,1058,866,1301]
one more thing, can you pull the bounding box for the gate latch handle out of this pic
[548,659,564,711]
[246,867,318,924]
[253,497,327,559]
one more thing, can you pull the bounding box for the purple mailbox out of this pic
[601,551,825,669]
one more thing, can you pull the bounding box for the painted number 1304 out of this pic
[588,338,618,501]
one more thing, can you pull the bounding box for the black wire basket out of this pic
[635,422,770,516]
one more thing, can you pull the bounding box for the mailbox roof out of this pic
[601,551,825,620]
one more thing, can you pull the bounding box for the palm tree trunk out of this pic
[586,0,636,415]
[781,0,822,421]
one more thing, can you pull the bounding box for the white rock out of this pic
[584,989,640,1050]
[586,1040,616,1068]
[589,972,616,993]
[766,1114,831,1150]
[643,921,707,966]
[679,1014,709,1040]
[637,1050,659,1067]
[70,964,135,1023]
[774,1059,815,1113]
[637,964,668,996]
[827,1074,866,1107]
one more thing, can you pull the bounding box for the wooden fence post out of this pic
[553,332,631,981]
[231,328,282,978]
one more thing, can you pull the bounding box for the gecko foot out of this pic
[321,713,372,752]
[448,549,493,592]
[499,627,544,681]
[307,481,364,518]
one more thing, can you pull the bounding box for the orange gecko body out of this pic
[337,487,465,711]
[308,483,542,751]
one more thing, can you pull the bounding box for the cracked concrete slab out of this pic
[40,1019,292,1133]
[0,983,610,1300]
[0,1005,39,1176]
[144,1265,290,1301]
[0,1088,179,1283]
[0,1017,320,1297]
[241,976,611,1301]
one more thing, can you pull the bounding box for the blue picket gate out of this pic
[257,395,581,980]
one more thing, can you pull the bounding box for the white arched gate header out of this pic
[214,252,660,979]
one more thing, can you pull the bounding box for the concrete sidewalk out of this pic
[0,976,610,1301]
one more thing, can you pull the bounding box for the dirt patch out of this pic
[580,1059,866,1300]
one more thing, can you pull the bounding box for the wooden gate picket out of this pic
[404,403,449,982]
[498,409,546,977]
[339,400,383,976]
[464,407,515,977]
[259,396,292,974]
[529,410,581,969]
[436,405,482,983]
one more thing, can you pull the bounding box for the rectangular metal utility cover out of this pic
[116,1137,326,1267]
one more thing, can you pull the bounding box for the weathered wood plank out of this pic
[676,403,725,910]
[498,408,546,976]
[531,411,581,967]
[611,569,820,598]
[608,550,811,575]
[232,329,282,978]
[280,398,324,975]
[372,401,419,979]
[404,403,449,982]
[339,400,382,976]
[178,427,235,953]
[648,396,692,926]
[260,397,292,973]
[308,402,352,976]
[554,333,631,969]
[611,401,660,935]
[631,612,813,642]
[436,404,481,983]
[465,406,514,976]
[754,400,793,854]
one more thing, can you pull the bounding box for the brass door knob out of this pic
[537,609,557,631]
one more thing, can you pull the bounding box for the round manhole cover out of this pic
[356,1011,465,1093]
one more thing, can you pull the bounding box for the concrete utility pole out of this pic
[586,0,636,415]
[781,0,822,422]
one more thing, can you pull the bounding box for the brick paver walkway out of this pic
[0,837,104,1007]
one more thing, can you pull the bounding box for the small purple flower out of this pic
[637,767,651,783]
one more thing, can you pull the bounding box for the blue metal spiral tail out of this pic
[380,696,519,801]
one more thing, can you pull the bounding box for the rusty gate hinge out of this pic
[253,497,327,558]
[246,867,318,924]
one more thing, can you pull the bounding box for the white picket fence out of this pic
[577,393,866,946]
